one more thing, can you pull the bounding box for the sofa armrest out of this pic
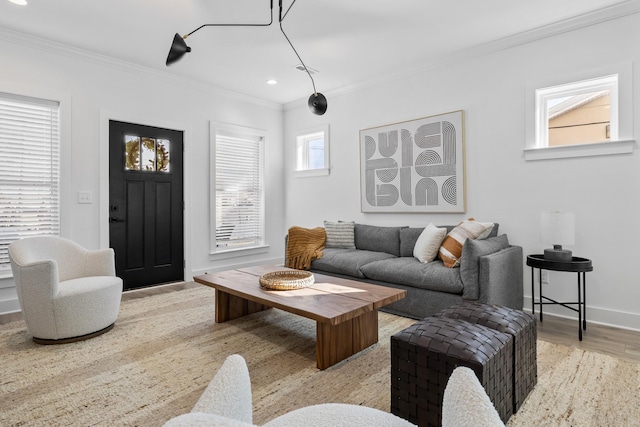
[474,245,523,310]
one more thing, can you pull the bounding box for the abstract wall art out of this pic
[360,110,465,213]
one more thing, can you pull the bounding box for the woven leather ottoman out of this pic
[391,317,513,427]
[435,301,537,412]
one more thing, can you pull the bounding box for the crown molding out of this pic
[0,26,282,111]
[285,0,640,111]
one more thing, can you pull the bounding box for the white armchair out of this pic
[8,236,122,344]
[164,354,417,427]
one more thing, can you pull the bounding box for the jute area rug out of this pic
[1,286,639,427]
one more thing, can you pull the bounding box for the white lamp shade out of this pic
[540,211,575,246]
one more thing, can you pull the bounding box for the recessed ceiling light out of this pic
[9,0,28,5]
[266,79,278,85]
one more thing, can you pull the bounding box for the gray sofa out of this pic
[308,223,523,319]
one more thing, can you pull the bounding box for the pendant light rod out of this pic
[278,0,317,96]
[280,0,297,21]
[183,0,274,39]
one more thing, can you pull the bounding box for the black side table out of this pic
[526,254,593,341]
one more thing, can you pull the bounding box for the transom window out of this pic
[525,64,635,161]
[535,75,618,148]
[124,135,171,172]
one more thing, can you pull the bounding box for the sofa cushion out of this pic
[413,223,447,263]
[310,248,396,278]
[354,224,406,256]
[438,219,495,268]
[460,234,510,295]
[324,220,355,249]
[360,257,464,294]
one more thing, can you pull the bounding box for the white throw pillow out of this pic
[413,223,447,263]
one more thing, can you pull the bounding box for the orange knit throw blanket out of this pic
[285,226,326,270]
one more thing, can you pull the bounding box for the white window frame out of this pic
[294,124,329,177]
[209,122,268,257]
[524,63,634,161]
[535,75,618,148]
[0,92,61,275]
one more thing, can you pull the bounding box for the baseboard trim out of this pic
[523,296,640,332]
[190,258,284,279]
[0,298,21,316]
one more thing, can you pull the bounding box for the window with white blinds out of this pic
[0,92,60,271]
[214,129,264,251]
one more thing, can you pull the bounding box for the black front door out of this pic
[109,120,184,290]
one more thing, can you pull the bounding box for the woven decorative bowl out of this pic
[259,270,315,290]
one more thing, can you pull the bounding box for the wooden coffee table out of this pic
[194,265,406,369]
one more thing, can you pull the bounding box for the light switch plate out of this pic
[78,191,93,204]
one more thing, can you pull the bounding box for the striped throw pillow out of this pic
[438,219,494,268]
[324,220,356,249]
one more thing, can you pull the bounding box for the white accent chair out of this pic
[163,354,417,427]
[442,367,505,427]
[8,236,122,344]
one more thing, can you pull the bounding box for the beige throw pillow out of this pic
[438,218,494,268]
[413,223,447,263]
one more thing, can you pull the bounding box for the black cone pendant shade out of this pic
[308,93,328,115]
[166,33,191,66]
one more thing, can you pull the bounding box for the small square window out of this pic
[295,125,329,177]
[535,75,618,148]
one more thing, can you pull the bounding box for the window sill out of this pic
[293,168,330,178]
[524,139,635,161]
[210,245,270,260]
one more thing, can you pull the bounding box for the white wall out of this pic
[0,30,285,314]
[283,13,640,330]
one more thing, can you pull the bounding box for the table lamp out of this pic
[541,211,575,262]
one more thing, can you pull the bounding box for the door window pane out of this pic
[125,135,140,170]
[156,139,171,172]
[141,137,156,171]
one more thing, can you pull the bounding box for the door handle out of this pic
[109,216,125,223]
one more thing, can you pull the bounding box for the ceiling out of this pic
[0,0,634,105]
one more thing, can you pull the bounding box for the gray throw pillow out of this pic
[324,220,356,249]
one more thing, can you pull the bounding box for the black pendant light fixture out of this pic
[166,0,327,115]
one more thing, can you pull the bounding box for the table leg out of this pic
[316,310,378,370]
[577,275,582,341]
[582,272,587,331]
[539,269,543,322]
[531,267,535,317]
[214,289,270,323]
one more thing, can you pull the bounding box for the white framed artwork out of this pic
[360,110,465,213]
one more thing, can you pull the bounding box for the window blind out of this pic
[0,92,60,270]
[215,131,264,249]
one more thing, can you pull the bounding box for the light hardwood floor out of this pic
[2,281,639,363]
